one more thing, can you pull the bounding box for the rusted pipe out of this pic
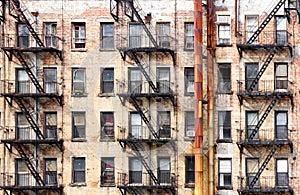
[194,0,203,195]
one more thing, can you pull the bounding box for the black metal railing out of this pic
[236,31,290,45]
[237,80,290,94]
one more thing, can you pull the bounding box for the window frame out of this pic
[218,158,232,189]
[245,15,258,44]
[16,159,30,186]
[275,63,288,90]
[72,112,86,141]
[185,156,195,187]
[246,158,260,188]
[44,112,57,139]
[218,63,231,93]
[17,23,29,48]
[129,23,142,48]
[72,157,86,185]
[100,112,115,140]
[16,112,30,140]
[275,111,288,140]
[184,67,194,95]
[246,111,259,140]
[158,111,171,138]
[44,158,57,186]
[129,68,142,93]
[157,22,170,48]
[44,22,57,47]
[129,157,142,184]
[217,15,231,45]
[157,67,170,93]
[129,112,142,138]
[72,68,86,95]
[218,111,231,142]
[245,63,258,91]
[185,111,194,138]
[158,157,171,184]
[184,22,194,50]
[44,68,57,94]
[275,16,287,45]
[101,157,115,186]
[101,68,114,94]
[276,158,289,187]
[101,23,114,50]
[72,22,86,49]
[16,69,30,94]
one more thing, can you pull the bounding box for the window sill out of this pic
[70,182,87,187]
[217,186,233,190]
[216,91,233,95]
[100,138,115,142]
[216,139,232,143]
[100,183,116,187]
[71,48,87,52]
[72,93,87,97]
[99,48,115,52]
[184,48,194,51]
[216,44,232,47]
[184,93,194,96]
[71,138,87,142]
[184,137,194,141]
[98,93,115,97]
[184,183,195,188]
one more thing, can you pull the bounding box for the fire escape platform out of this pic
[0,185,64,193]
[237,140,293,153]
[118,184,176,191]
[1,93,64,106]
[1,139,64,152]
[238,186,293,194]
[236,44,292,57]
[2,47,63,61]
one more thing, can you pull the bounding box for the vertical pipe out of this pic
[207,0,215,194]
[194,0,203,195]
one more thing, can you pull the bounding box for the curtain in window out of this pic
[129,24,142,47]
[158,68,170,93]
[17,24,29,47]
[130,113,142,138]
[246,112,258,139]
[130,69,142,93]
[44,69,57,93]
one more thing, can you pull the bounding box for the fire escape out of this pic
[236,0,298,194]
[0,0,63,194]
[110,0,176,195]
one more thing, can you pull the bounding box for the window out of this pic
[275,111,288,139]
[184,68,194,95]
[246,15,258,43]
[246,111,259,140]
[218,159,232,189]
[157,68,170,93]
[44,68,57,93]
[44,112,57,139]
[72,23,85,48]
[245,63,258,91]
[17,113,30,140]
[44,22,57,47]
[158,111,171,138]
[100,112,114,139]
[158,157,170,184]
[157,23,170,48]
[16,159,30,186]
[185,156,195,185]
[44,159,57,186]
[72,112,86,140]
[246,158,259,188]
[129,68,142,93]
[275,63,288,90]
[16,69,30,93]
[276,16,287,44]
[218,64,231,93]
[72,68,86,95]
[129,24,142,48]
[17,23,29,47]
[185,111,194,138]
[129,158,142,184]
[218,111,231,141]
[101,23,114,49]
[276,159,288,186]
[184,22,194,50]
[217,15,230,45]
[101,158,115,186]
[130,113,142,138]
[101,68,114,94]
[72,157,86,184]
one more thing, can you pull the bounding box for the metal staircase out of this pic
[248,94,280,140]
[15,144,45,186]
[129,96,159,139]
[246,0,286,44]
[247,48,277,92]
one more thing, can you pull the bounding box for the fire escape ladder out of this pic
[125,0,158,47]
[246,0,286,44]
[14,144,45,186]
[127,141,159,185]
[127,50,158,93]
[247,48,277,92]
[110,0,120,22]
[249,144,279,188]
[9,0,45,47]
[13,51,45,93]
[14,98,45,140]
[248,94,280,140]
[129,96,159,139]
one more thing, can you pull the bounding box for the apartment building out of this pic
[214,0,300,194]
[0,0,197,195]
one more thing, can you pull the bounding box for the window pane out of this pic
[101,112,114,138]
[218,64,231,92]
[102,23,114,49]
[219,160,231,173]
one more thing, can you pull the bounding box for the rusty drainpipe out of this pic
[207,0,215,194]
[194,0,203,195]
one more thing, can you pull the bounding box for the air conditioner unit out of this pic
[217,15,230,23]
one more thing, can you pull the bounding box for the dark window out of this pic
[130,112,142,138]
[246,158,259,188]
[101,158,115,185]
[158,157,170,183]
[129,68,142,93]
[16,159,29,186]
[276,159,288,186]
[72,157,85,183]
[157,23,170,48]
[101,68,114,94]
[275,111,288,139]
[184,23,194,50]
[246,63,258,91]
[72,112,86,140]
[184,68,194,95]
[276,16,287,45]
[16,69,30,93]
[44,22,57,47]
[157,68,170,93]
[73,23,86,48]
[158,111,171,138]
[246,111,259,140]
[101,112,114,139]
[16,113,30,140]
[44,68,57,93]
[129,158,142,183]
[218,111,231,140]
[101,23,114,49]
[185,111,194,137]
[72,68,86,95]
[129,24,142,48]
[218,159,232,188]
[275,63,288,90]
[17,23,29,47]
[44,112,57,139]
[185,156,195,185]
[218,64,231,93]
[44,159,57,186]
